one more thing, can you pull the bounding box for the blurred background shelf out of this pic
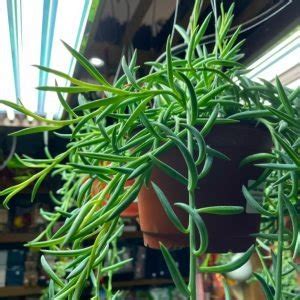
[112,278,180,289]
[0,233,37,244]
[0,286,42,297]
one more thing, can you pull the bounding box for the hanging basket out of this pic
[137,123,272,252]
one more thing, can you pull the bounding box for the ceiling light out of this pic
[89,57,105,67]
[247,29,300,85]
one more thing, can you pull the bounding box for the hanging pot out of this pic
[137,123,272,252]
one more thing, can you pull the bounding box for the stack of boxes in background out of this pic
[0,249,42,287]
[5,249,25,286]
[0,209,8,232]
[24,251,39,287]
[0,251,7,287]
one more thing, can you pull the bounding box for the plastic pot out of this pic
[137,123,273,252]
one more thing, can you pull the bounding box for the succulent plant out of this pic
[0,1,299,299]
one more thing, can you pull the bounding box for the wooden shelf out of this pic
[0,231,141,244]
[0,232,37,244]
[121,231,142,239]
[112,278,177,289]
[0,286,43,297]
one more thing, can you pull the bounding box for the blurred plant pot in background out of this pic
[91,178,138,218]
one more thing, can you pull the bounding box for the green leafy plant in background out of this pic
[0,0,299,299]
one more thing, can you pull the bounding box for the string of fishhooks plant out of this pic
[0,0,299,299]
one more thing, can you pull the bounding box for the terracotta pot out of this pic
[137,123,272,252]
[120,202,139,218]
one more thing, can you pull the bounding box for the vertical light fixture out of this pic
[0,0,94,120]
[0,1,15,118]
[6,0,22,102]
[43,0,93,119]
[37,0,58,115]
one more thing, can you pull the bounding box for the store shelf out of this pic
[0,231,141,244]
[121,231,142,239]
[0,286,43,297]
[0,232,37,244]
[112,278,180,288]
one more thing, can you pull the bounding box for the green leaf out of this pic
[242,186,274,217]
[166,36,174,89]
[77,178,93,206]
[283,195,299,250]
[106,178,143,221]
[109,166,134,175]
[27,236,65,248]
[100,176,127,214]
[255,163,299,171]
[150,155,188,186]
[253,273,274,300]
[55,80,77,117]
[31,171,48,202]
[274,133,300,166]
[74,95,128,111]
[229,110,271,120]
[63,201,95,245]
[187,25,198,65]
[252,233,290,241]
[267,107,300,129]
[198,84,229,107]
[69,163,115,176]
[194,13,212,46]
[37,85,99,94]
[35,65,99,91]
[160,243,190,297]
[97,121,110,142]
[199,245,254,273]
[184,124,206,165]
[42,246,92,257]
[66,257,89,280]
[101,258,133,274]
[41,255,64,287]
[128,162,150,180]
[48,280,55,299]
[9,125,61,137]
[121,56,139,89]
[239,153,274,167]
[62,40,110,86]
[0,99,71,125]
[200,104,219,137]
[198,155,213,180]
[275,76,294,116]
[197,206,244,215]
[175,202,208,256]
[129,49,138,69]
[206,146,230,161]
[117,96,152,140]
[140,113,163,139]
[79,152,137,163]
[51,213,78,239]
[177,72,198,124]
[174,24,189,43]
[222,27,241,57]
[167,135,198,191]
[152,182,187,233]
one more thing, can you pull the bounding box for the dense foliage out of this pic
[0,1,299,299]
